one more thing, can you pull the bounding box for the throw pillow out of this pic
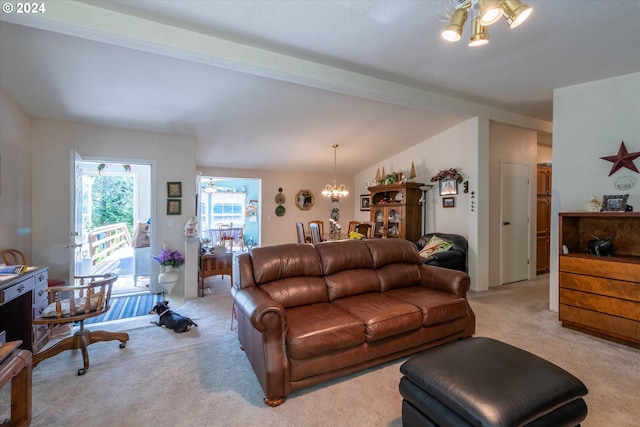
[41,295,101,318]
[419,236,453,259]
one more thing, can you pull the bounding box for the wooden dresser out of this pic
[558,212,640,348]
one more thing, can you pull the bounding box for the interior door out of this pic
[500,161,530,284]
[70,149,84,284]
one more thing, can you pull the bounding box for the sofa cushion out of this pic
[386,287,467,326]
[332,293,422,342]
[365,239,423,268]
[251,243,323,285]
[376,263,421,292]
[286,303,365,360]
[260,276,328,308]
[325,269,380,300]
[315,240,373,275]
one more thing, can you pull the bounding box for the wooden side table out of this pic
[0,340,32,427]
[199,252,233,297]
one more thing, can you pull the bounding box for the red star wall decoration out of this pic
[600,141,640,176]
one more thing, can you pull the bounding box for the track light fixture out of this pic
[440,0,532,47]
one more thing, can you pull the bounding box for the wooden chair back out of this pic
[2,249,27,266]
[308,223,322,244]
[355,222,373,239]
[347,221,360,234]
[295,222,307,244]
[308,220,324,241]
[34,273,117,324]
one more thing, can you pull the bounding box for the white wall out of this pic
[355,120,474,235]
[31,119,197,297]
[489,122,538,286]
[0,91,32,259]
[551,72,640,311]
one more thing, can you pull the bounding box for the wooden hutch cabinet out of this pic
[368,182,424,242]
[558,212,640,348]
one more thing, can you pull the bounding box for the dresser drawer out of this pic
[560,255,640,282]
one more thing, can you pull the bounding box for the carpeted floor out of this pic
[2,274,638,426]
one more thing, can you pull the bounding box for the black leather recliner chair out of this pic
[415,232,468,272]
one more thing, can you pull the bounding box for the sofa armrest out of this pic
[232,286,287,333]
[418,264,470,298]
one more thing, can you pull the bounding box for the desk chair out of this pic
[32,273,129,375]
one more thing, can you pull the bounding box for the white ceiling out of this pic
[1,1,639,174]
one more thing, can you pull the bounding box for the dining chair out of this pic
[308,220,324,241]
[32,273,129,375]
[308,223,322,245]
[295,222,307,244]
[347,221,360,235]
[218,224,234,251]
[355,222,373,239]
[2,249,27,266]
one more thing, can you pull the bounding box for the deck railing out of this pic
[88,223,132,266]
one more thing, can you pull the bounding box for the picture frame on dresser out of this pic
[601,194,628,211]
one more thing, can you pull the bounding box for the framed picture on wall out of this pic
[442,197,455,208]
[167,182,182,198]
[360,194,371,211]
[167,199,182,215]
[439,179,458,196]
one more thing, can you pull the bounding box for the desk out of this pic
[0,340,32,427]
[199,252,233,297]
[0,267,49,353]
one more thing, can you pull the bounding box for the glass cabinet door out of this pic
[387,209,400,237]
[374,209,384,237]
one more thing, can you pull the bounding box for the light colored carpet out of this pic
[2,274,638,426]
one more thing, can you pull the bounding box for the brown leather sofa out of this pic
[232,238,475,406]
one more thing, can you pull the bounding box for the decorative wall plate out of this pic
[614,176,635,191]
[275,205,286,217]
[275,193,286,205]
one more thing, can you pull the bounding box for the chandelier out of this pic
[322,144,349,199]
[440,0,532,47]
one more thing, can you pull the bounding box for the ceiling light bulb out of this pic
[502,0,532,28]
[441,8,468,42]
[479,0,503,26]
[468,17,489,47]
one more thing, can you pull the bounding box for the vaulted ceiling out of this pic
[1,1,638,173]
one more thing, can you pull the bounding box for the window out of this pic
[200,191,246,233]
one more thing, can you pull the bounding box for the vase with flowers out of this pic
[152,243,184,294]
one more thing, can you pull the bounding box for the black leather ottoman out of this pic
[399,337,588,427]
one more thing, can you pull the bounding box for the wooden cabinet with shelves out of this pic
[536,165,552,273]
[558,212,640,348]
[368,182,424,242]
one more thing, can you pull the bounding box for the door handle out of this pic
[64,243,82,249]
[503,221,510,225]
